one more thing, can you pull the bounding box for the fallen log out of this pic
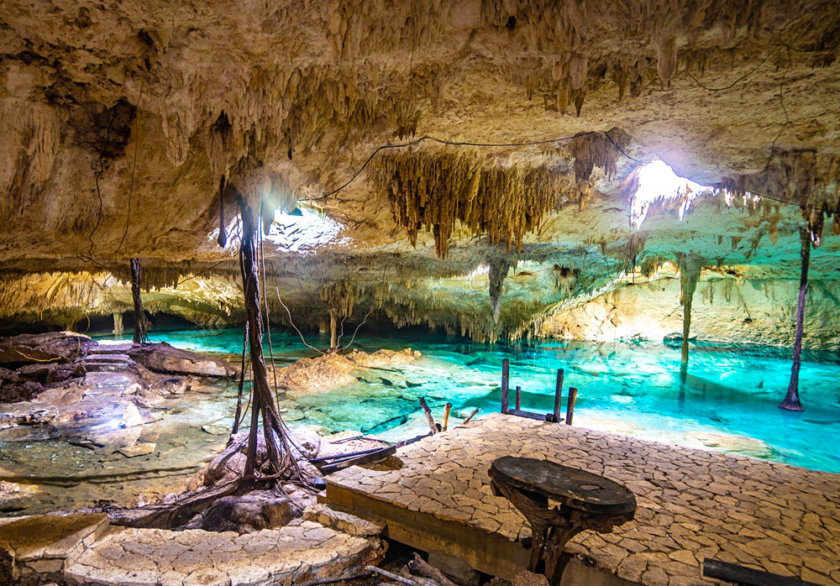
[408,553,457,586]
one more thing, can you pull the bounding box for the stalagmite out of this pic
[678,254,703,371]
[130,258,149,344]
[780,227,811,411]
[113,313,124,336]
[319,281,358,352]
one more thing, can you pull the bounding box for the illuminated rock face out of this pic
[1,1,839,342]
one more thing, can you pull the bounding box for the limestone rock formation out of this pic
[0,0,839,346]
[128,342,239,377]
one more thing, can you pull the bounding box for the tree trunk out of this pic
[130,258,148,344]
[235,192,297,478]
[780,228,810,411]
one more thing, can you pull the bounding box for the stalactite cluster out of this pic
[717,149,840,247]
[485,0,774,114]
[372,132,631,258]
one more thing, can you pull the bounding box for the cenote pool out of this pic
[132,326,840,472]
[2,326,839,514]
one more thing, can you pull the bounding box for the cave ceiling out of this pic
[1,0,840,339]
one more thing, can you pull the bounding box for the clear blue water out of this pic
[105,327,840,474]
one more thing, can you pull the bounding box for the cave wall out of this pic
[536,274,840,351]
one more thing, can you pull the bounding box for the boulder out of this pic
[0,380,44,403]
[129,342,239,377]
[0,332,91,365]
[199,491,294,533]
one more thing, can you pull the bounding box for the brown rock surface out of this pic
[128,342,238,377]
[1,1,839,345]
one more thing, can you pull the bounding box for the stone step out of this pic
[83,362,132,373]
[88,343,133,355]
[0,513,110,584]
[83,354,133,364]
[64,520,383,585]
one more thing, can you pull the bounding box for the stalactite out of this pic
[677,253,703,370]
[488,255,517,324]
[319,280,360,351]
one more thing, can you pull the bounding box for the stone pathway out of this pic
[325,413,840,585]
[1,506,383,585]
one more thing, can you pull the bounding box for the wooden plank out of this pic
[319,446,397,474]
[703,559,819,586]
[507,408,552,421]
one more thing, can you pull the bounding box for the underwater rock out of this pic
[129,342,239,378]
[201,422,230,436]
[686,431,775,459]
[0,481,38,511]
[281,348,420,395]
[119,442,156,458]
[0,332,91,365]
[346,348,420,368]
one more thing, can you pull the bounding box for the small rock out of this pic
[120,442,156,458]
[512,570,549,586]
[202,423,230,436]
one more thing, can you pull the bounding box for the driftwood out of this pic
[419,397,437,434]
[703,558,818,586]
[107,479,241,528]
[408,553,457,586]
[314,445,397,474]
[367,566,422,586]
[462,408,479,424]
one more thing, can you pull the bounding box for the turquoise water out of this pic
[108,327,840,474]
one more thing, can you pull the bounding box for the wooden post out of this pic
[566,387,578,425]
[501,358,510,413]
[419,397,437,434]
[553,369,564,423]
[463,408,479,424]
[442,403,452,431]
[515,385,522,410]
[780,228,811,411]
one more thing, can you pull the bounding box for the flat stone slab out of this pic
[325,413,840,585]
[0,512,109,582]
[65,520,382,585]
